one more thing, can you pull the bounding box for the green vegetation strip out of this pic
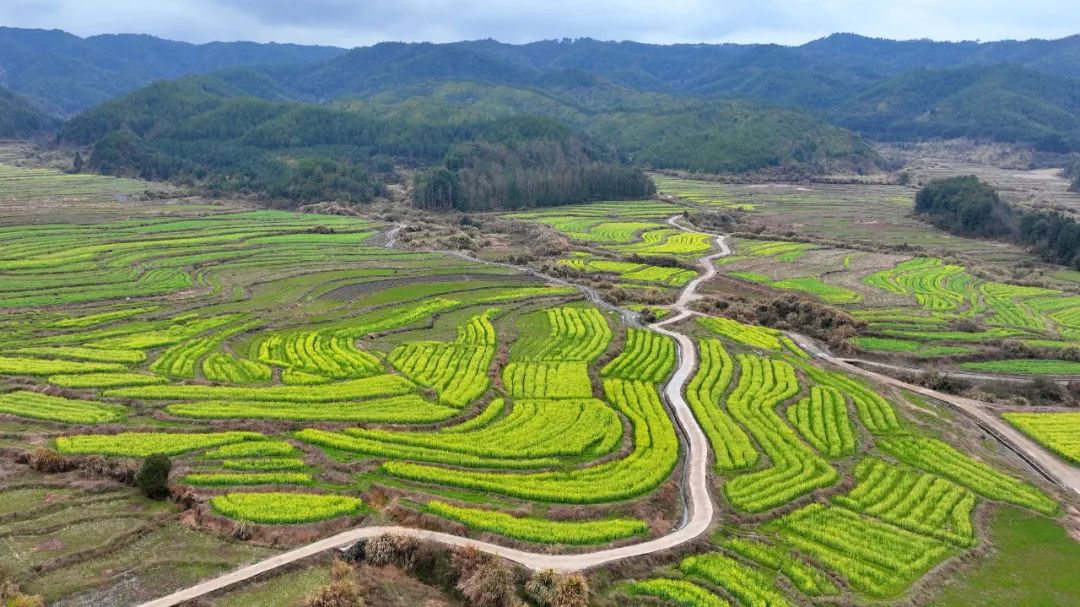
[1002,412,1080,465]
[423,500,647,544]
[211,492,361,524]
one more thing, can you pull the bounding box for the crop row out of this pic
[724,355,837,512]
[336,397,621,461]
[960,359,1080,375]
[299,398,620,469]
[602,329,676,383]
[152,319,261,379]
[620,228,712,256]
[47,372,167,389]
[511,306,612,363]
[679,553,792,607]
[210,492,362,524]
[203,440,298,459]
[502,362,593,399]
[257,329,383,383]
[388,311,496,407]
[13,346,146,365]
[772,503,953,597]
[785,386,856,458]
[795,361,901,435]
[166,395,457,424]
[221,457,307,471]
[381,379,678,503]
[833,458,975,546]
[560,257,694,286]
[202,353,272,384]
[0,355,125,376]
[877,437,1058,514]
[1002,411,1080,465]
[0,390,126,424]
[717,537,837,597]
[739,240,816,261]
[184,472,313,486]
[696,316,781,351]
[623,579,730,607]
[424,500,646,544]
[686,338,758,471]
[105,374,416,402]
[442,399,505,434]
[56,431,265,457]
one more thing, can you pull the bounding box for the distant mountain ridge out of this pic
[5,27,1080,116]
[0,27,346,114]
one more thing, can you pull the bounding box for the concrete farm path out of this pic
[137,216,728,607]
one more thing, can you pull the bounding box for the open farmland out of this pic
[0,161,1074,607]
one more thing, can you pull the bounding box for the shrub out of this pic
[136,453,171,499]
[364,534,420,568]
[26,447,73,474]
[456,555,517,607]
[304,559,364,607]
[553,575,589,607]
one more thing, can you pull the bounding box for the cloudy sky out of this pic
[1,1,1077,47]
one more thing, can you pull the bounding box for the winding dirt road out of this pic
[137,217,728,607]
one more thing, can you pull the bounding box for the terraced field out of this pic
[0,169,1072,607]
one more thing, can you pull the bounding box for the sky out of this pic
[1,0,1077,48]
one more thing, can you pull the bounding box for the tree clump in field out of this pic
[1066,157,1080,193]
[136,453,172,499]
[914,175,1013,238]
[915,174,1080,268]
[304,559,365,607]
[694,293,864,348]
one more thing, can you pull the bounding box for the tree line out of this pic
[916,175,1080,268]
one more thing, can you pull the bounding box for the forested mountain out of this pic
[338,80,880,174]
[192,34,1080,153]
[10,27,1080,207]
[59,79,651,208]
[0,86,56,137]
[833,65,1080,152]
[0,27,344,114]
